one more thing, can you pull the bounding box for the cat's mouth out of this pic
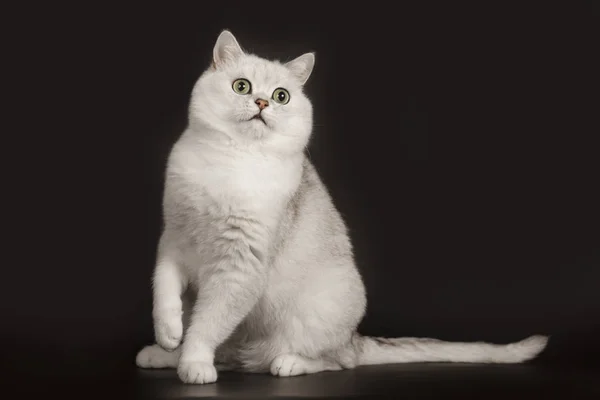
[249,113,267,125]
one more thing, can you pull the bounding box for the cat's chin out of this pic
[248,114,268,126]
[238,119,270,138]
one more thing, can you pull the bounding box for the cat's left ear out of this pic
[284,52,315,85]
[212,30,244,69]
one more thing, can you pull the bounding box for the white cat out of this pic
[136,30,548,384]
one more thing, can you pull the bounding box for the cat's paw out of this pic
[270,354,306,377]
[154,308,183,351]
[177,361,218,384]
[136,344,179,368]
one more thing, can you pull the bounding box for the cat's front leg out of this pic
[178,233,267,384]
[153,247,187,351]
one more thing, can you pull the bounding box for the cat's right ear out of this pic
[212,30,244,70]
[284,52,315,85]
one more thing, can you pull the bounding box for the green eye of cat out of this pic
[232,78,251,95]
[272,88,290,105]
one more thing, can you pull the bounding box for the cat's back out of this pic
[273,157,353,265]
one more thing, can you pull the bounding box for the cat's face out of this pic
[189,31,315,154]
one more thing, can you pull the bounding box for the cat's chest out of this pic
[177,149,301,215]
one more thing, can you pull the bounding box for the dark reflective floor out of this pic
[132,363,599,399]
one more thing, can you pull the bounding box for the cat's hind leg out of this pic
[136,340,242,371]
[136,344,180,368]
[135,345,237,371]
[270,353,342,377]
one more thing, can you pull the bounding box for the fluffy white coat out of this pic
[136,30,548,384]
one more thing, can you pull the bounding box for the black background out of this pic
[3,1,599,396]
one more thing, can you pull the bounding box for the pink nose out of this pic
[255,99,269,110]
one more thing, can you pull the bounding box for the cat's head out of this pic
[189,30,315,154]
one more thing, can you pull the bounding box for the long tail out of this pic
[356,334,548,365]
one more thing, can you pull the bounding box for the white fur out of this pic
[136,30,548,384]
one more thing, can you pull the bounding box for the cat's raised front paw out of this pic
[177,361,218,384]
[154,308,183,350]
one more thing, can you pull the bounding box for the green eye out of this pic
[272,88,290,105]
[232,78,251,95]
